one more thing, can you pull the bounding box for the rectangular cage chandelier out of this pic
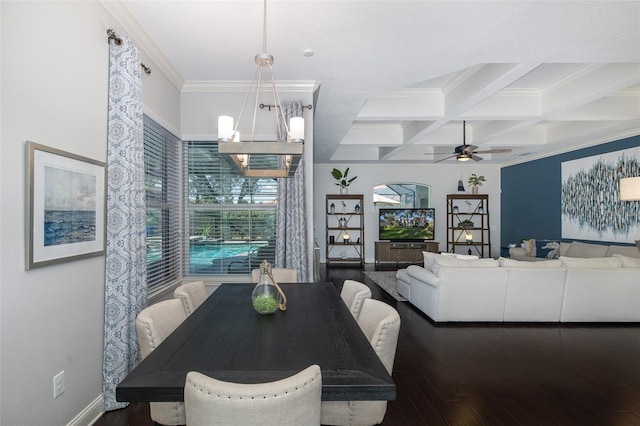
[217,0,304,178]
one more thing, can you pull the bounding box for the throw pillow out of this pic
[612,254,640,268]
[559,256,623,269]
[522,239,536,257]
[535,240,561,259]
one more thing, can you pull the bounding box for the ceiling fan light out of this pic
[457,153,472,161]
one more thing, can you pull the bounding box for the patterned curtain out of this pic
[102,35,147,411]
[275,101,311,282]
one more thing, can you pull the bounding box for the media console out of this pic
[374,241,439,270]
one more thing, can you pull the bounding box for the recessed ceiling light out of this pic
[303,49,314,57]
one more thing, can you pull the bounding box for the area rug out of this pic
[363,271,407,302]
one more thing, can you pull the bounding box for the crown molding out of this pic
[182,80,320,93]
[100,1,184,90]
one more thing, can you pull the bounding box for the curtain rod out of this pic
[260,103,313,111]
[107,29,151,75]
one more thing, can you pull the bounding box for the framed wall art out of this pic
[26,141,106,269]
[561,146,640,243]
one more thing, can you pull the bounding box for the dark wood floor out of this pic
[96,265,640,426]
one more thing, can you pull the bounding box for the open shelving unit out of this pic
[325,194,364,268]
[446,194,491,258]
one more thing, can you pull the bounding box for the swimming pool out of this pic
[189,242,264,267]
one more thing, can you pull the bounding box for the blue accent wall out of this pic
[501,135,640,247]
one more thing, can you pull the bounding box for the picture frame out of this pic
[26,141,106,269]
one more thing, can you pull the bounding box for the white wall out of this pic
[314,163,503,263]
[0,2,180,424]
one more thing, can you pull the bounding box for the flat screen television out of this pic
[379,208,435,241]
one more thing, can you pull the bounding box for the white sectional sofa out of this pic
[509,240,639,261]
[396,249,640,323]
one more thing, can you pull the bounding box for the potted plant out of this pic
[468,173,486,194]
[331,168,357,194]
[458,219,474,229]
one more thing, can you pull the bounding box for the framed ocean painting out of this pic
[26,141,106,269]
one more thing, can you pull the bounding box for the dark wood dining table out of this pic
[116,282,396,402]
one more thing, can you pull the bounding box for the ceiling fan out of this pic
[433,121,512,163]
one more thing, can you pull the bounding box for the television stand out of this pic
[374,241,439,270]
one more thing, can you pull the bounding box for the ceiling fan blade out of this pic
[473,148,512,154]
[472,154,483,161]
[434,153,457,163]
[462,145,478,153]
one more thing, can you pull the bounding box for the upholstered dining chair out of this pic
[136,299,188,425]
[321,299,401,426]
[184,364,322,426]
[250,267,298,283]
[173,280,208,316]
[340,280,372,320]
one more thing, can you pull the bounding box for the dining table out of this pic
[116,282,396,402]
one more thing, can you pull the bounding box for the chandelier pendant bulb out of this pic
[217,0,304,178]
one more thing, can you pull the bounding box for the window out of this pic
[184,142,278,275]
[145,116,181,294]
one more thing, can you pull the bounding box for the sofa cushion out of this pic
[422,251,439,271]
[498,257,562,268]
[432,257,499,275]
[612,254,640,267]
[559,256,623,269]
[423,252,479,272]
[564,241,609,258]
[559,242,571,256]
[535,240,561,259]
[606,245,640,258]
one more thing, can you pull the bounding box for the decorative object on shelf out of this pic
[339,217,347,228]
[251,260,287,314]
[478,205,484,214]
[331,167,357,194]
[453,205,459,214]
[343,233,350,244]
[466,232,473,255]
[329,235,335,244]
[354,203,360,214]
[217,0,304,178]
[465,200,472,212]
[458,219,474,229]
[341,201,346,213]
[457,179,465,192]
[330,203,335,214]
[468,173,486,194]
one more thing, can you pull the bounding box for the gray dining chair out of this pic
[321,299,401,426]
[340,280,372,320]
[173,280,208,315]
[251,267,298,283]
[136,299,188,425]
[184,364,322,426]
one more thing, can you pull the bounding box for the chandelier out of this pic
[217,0,304,178]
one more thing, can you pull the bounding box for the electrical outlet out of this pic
[53,371,65,399]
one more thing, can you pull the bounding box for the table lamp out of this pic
[343,233,350,244]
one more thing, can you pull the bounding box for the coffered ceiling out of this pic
[109,1,640,164]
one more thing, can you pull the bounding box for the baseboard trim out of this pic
[69,393,104,426]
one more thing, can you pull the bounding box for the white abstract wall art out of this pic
[561,146,640,243]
